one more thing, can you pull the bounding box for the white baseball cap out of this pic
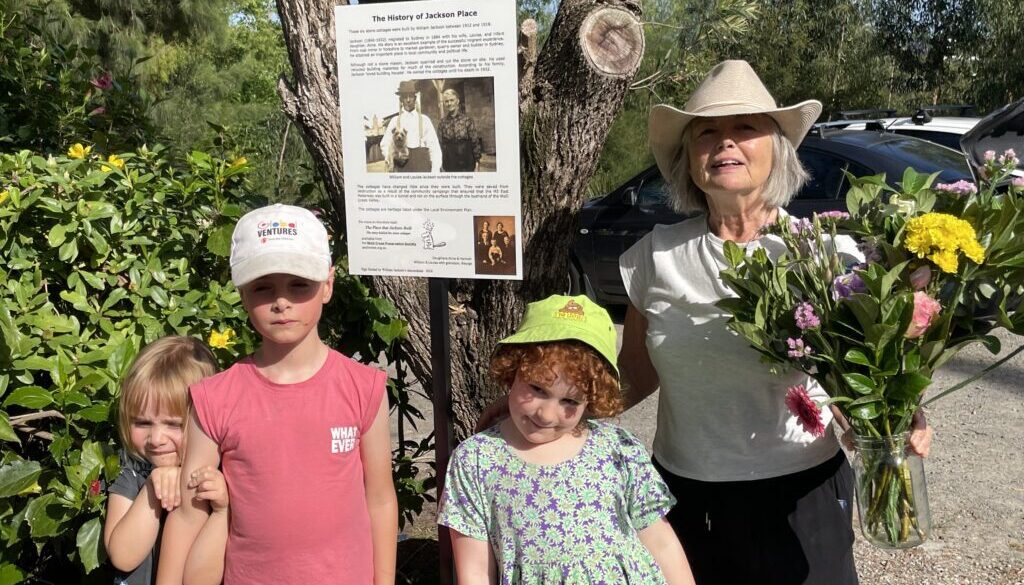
[230,204,331,287]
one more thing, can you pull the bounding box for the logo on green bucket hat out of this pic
[497,294,618,374]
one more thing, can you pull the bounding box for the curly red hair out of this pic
[490,340,623,417]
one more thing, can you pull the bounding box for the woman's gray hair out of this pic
[666,120,810,214]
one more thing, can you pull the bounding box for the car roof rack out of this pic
[909,104,978,125]
[837,108,897,120]
[811,119,887,137]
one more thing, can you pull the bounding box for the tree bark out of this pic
[276,0,644,441]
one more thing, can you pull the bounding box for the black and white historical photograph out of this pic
[364,77,496,174]
[472,215,516,275]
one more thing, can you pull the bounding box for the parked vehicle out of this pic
[570,127,975,306]
[835,106,981,151]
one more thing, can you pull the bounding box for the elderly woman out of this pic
[618,60,931,584]
[439,88,482,172]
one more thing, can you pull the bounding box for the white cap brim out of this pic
[231,252,330,288]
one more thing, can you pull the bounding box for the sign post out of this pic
[335,2,521,582]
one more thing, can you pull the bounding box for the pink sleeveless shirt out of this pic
[191,350,386,585]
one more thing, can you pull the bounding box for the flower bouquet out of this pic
[716,150,1024,548]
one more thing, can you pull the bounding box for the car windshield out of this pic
[873,137,973,182]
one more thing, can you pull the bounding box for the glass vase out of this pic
[852,432,931,548]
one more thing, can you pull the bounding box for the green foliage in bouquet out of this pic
[716,149,1024,547]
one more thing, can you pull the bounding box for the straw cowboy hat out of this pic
[649,60,822,179]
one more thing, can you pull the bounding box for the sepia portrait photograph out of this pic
[363,77,497,174]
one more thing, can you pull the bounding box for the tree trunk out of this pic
[276,0,644,441]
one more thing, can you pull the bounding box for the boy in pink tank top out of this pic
[157,204,397,585]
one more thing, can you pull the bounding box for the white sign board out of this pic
[335,0,522,279]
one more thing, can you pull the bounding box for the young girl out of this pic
[103,335,229,585]
[439,295,695,584]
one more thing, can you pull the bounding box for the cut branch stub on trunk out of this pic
[580,7,644,77]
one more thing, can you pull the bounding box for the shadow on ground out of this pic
[397,538,441,585]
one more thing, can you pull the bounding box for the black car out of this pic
[570,127,975,306]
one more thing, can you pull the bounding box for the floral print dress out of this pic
[439,420,676,584]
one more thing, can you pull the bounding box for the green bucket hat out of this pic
[498,295,619,374]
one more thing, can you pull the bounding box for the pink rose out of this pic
[906,291,941,339]
[909,265,932,291]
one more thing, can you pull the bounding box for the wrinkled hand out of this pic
[149,465,181,512]
[188,466,229,513]
[475,394,510,433]
[908,408,933,457]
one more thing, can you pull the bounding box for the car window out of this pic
[892,129,963,151]
[796,150,870,201]
[637,175,670,207]
[873,137,973,181]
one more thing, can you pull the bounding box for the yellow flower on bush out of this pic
[100,154,125,172]
[229,156,248,169]
[208,327,236,349]
[67,143,92,159]
[904,213,985,273]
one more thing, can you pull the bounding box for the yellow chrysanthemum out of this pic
[100,154,125,172]
[904,213,985,274]
[67,143,92,159]
[208,327,236,349]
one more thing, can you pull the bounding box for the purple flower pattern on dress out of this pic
[438,421,674,584]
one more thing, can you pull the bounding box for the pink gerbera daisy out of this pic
[785,384,825,437]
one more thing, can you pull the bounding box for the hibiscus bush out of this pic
[0,144,423,582]
[0,144,258,582]
[0,1,156,155]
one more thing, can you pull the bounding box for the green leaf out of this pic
[76,516,103,573]
[46,222,75,248]
[722,240,746,268]
[845,295,879,330]
[843,349,872,368]
[979,335,1000,354]
[372,320,407,345]
[842,373,876,395]
[0,563,26,585]
[58,238,79,262]
[80,440,105,476]
[2,386,53,409]
[887,372,932,402]
[0,414,19,445]
[149,286,170,307]
[25,492,63,538]
[847,396,883,420]
[0,460,42,497]
[74,403,110,423]
[206,224,233,257]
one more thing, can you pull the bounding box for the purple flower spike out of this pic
[935,180,978,196]
[815,211,851,221]
[794,302,821,330]
[787,337,813,358]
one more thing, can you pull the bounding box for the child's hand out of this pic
[148,466,181,512]
[188,467,229,513]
